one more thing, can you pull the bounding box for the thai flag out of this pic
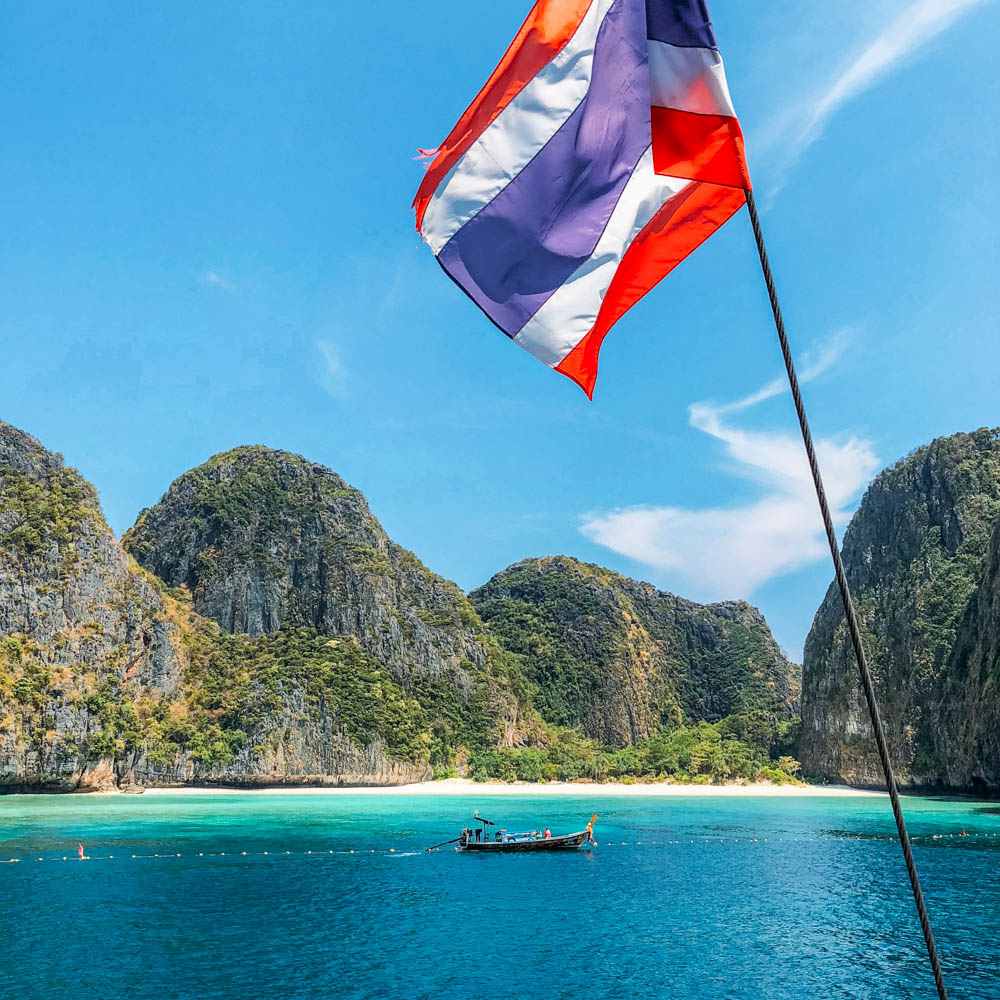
[413,0,751,397]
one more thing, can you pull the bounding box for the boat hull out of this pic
[457,831,589,853]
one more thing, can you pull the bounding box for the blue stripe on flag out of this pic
[645,0,717,50]
[437,0,650,338]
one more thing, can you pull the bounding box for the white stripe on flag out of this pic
[647,39,735,118]
[513,146,690,367]
[420,0,616,256]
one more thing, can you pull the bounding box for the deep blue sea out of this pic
[1,791,998,1000]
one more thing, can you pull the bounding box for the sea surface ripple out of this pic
[1,792,998,1000]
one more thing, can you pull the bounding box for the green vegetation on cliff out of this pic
[126,447,363,578]
[471,556,799,746]
[177,621,431,764]
[0,422,103,562]
[468,714,802,784]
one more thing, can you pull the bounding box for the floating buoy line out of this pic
[3,830,998,865]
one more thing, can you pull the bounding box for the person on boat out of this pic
[543,827,551,839]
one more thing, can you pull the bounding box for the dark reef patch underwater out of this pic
[2,792,999,1000]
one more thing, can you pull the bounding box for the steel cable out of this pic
[745,188,949,1000]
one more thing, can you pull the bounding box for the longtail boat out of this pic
[426,812,597,853]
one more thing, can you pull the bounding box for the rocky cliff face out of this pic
[3,424,806,791]
[0,426,468,790]
[122,447,532,749]
[140,619,434,788]
[0,422,181,789]
[939,517,1000,789]
[800,428,1000,790]
[470,556,799,746]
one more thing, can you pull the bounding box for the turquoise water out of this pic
[2,792,998,1000]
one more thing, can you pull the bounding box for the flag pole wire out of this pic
[744,188,949,1000]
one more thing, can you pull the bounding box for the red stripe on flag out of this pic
[650,107,751,190]
[555,181,747,397]
[412,0,594,232]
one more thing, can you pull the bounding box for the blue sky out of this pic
[2,0,997,659]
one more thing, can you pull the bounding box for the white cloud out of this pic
[201,269,235,293]
[762,0,988,194]
[317,340,347,397]
[694,328,852,421]
[580,332,879,600]
[807,0,988,140]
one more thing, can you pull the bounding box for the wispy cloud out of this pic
[693,328,852,422]
[317,340,347,397]
[580,331,878,601]
[762,0,988,194]
[808,0,987,148]
[200,269,236,293]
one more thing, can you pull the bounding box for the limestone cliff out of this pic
[470,556,799,746]
[0,425,462,789]
[939,516,1000,789]
[0,422,181,789]
[122,446,532,748]
[3,424,806,791]
[800,427,1000,790]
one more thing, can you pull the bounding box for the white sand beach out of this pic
[144,778,885,798]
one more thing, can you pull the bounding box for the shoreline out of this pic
[141,778,887,798]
